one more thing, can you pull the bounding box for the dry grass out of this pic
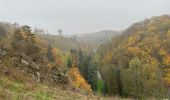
[0,73,134,100]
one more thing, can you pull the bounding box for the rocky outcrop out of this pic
[50,67,68,84]
[12,52,69,85]
[15,52,40,71]
[0,49,69,88]
[0,49,7,56]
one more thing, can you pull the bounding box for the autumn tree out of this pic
[12,25,42,62]
[68,65,92,93]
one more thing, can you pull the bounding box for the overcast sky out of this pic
[0,0,169,35]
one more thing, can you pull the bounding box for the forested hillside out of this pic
[97,15,170,99]
[0,22,95,99]
[1,15,170,100]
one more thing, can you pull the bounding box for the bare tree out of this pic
[58,29,63,36]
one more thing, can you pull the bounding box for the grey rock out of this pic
[21,59,29,66]
[0,49,7,55]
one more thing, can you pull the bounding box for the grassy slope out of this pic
[38,34,80,52]
[0,74,84,100]
[0,74,132,100]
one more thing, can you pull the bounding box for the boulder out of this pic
[21,59,29,66]
[15,52,40,71]
[52,71,68,84]
[0,49,7,55]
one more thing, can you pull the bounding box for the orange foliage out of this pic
[68,67,92,92]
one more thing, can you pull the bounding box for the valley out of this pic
[0,15,170,100]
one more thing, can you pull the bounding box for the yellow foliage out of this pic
[167,30,170,37]
[103,51,113,64]
[35,38,48,54]
[159,48,167,56]
[164,55,170,66]
[147,26,157,33]
[164,73,170,86]
[68,67,92,93]
[127,47,141,55]
[127,36,136,46]
[127,34,141,46]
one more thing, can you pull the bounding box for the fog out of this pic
[0,0,169,34]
